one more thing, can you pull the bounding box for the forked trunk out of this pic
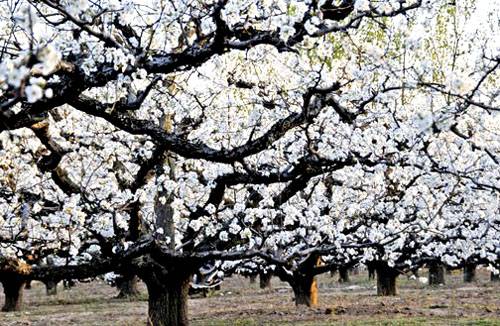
[376,263,398,296]
[2,276,25,311]
[144,272,192,326]
[463,264,476,283]
[292,275,317,307]
[428,262,445,286]
[276,255,321,307]
[259,271,272,289]
[45,280,58,296]
[116,274,140,298]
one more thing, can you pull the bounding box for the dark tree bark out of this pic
[45,280,58,296]
[290,274,317,306]
[249,274,257,284]
[1,276,25,311]
[491,272,499,282]
[428,262,445,286]
[145,275,191,326]
[368,264,376,280]
[375,263,398,296]
[116,274,140,298]
[24,280,32,290]
[275,257,319,307]
[140,263,195,326]
[259,270,272,289]
[338,266,350,283]
[463,264,476,283]
[287,255,321,306]
[320,0,355,20]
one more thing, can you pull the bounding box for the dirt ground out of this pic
[0,268,498,325]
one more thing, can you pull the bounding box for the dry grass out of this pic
[0,268,498,325]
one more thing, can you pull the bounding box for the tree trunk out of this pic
[338,266,350,283]
[45,280,58,296]
[259,271,272,289]
[376,264,398,296]
[144,273,191,326]
[491,272,499,282]
[368,264,376,280]
[63,279,75,289]
[276,256,320,307]
[291,275,317,307]
[2,276,25,311]
[116,274,140,298]
[154,149,176,251]
[249,274,257,284]
[24,280,32,290]
[428,262,445,286]
[463,264,476,283]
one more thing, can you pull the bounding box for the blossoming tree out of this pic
[0,0,499,325]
